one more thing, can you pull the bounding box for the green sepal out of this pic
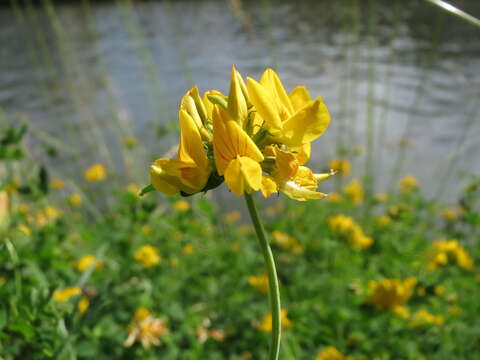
[139,184,155,196]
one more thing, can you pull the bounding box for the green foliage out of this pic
[1,178,479,359]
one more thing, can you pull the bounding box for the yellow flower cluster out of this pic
[68,193,82,207]
[84,164,107,182]
[124,308,168,349]
[149,66,334,201]
[75,255,103,272]
[366,277,417,316]
[398,175,419,194]
[134,245,161,268]
[50,179,65,190]
[316,346,352,360]
[173,200,190,212]
[29,206,61,227]
[328,214,373,249]
[427,239,474,271]
[409,309,444,327]
[343,179,363,204]
[376,215,392,227]
[248,274,269,293]
[328,158,351,177]
[53,287,81,302]
[258,309,293,332]
[271,230,304,254]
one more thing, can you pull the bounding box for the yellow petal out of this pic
[289,86,311,111]
[178,110,210,170]
[203,90,223,119]
[150,159,184,195]
[289,142,311,165]
[280,97,331,147]
[281,181,327,201]
[261,176,278,198]
[281,166,327,201]
[260,68,294,116]
[189,86,208,124]
[213,106,264,175]
[246,77,282,131]
[227,65,248,124]
[314,170,336,183]
[224,156,262,196]
[273,149,298,183]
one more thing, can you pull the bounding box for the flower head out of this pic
[68,193,82,207]
[258,309,292,332]
[316,346,352,360]
[248,274,269,293]
[146,66,334,200]
[366,277,417,314]
[53,287,82,302]
[84,164,107,182]
[399,175,419,194]
[134,245,161,268]
[125,308,168,349]
[427,239,474,271]
[328,158,351,177]
[75,255,103,272]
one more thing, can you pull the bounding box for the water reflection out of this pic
[1,0,479,204]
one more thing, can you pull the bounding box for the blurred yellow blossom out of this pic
[328,158,351,177]
[126,184,140,196]
[224,210,241,224]
[238,224,253,234]
[316,346,352,360]
[174,200,190,212]
[410,310,444,327]
[134,245,161,268]
[248,274,269,293]
[434,284,446,296]
[343,179,363,204]
[427,239,474,271]
[327,192,343,203]
[376,215,392,227]
[17,204,30,214]
[441,206,464,222]
[68,193,82,207]
[449,306,462,316]
[258,309,292,332]
[78,297,89,314]
[209,329,226,341]
[4,179,20,193]
[75,255,103,272]
[125,308,168,349]
[265,206,277,217]
[399,175,419,194]
[132,307,151,323]
[374,193,388,203]
[123,136,138,148]
[271,230,304,254]
[182,244,194,255]
[366,277,417,315]
[0,276,5,286]
[141,225,151,235]
[53,287,82,302]
[17,224,31,236]
[33,206,61,227]
[328,214,373,249]
[50,179,65,190]
[84,164,107,182]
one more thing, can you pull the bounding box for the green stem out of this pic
[244,193,281,360]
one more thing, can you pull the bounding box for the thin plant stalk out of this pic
[244,193,281,360]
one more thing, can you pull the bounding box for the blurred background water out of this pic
[1,0,479,205]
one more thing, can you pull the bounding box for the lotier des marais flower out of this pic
[147,66,335,201]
